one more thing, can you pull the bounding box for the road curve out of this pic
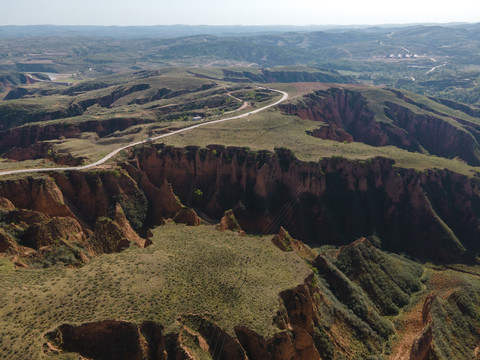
[0,87,288,177]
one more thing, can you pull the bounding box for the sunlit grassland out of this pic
[3,77,480,176]
[161,107,480,176]
[24,90,282,164]
[0,158,62,172]
[0,223,310,360]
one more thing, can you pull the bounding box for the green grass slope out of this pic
[0,223,310,359]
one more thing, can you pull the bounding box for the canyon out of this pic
[1,144,479,359]
[2,145,479,265]
[281,88,480,165]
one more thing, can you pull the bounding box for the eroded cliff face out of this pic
[129,145,480,263]
[384,101,480,165]
[0,164,206,266]
[40,259,403,360]
[281,88,480,165]
[2,141,86,166]
[235,277,322,360]
[0,117,149,155]
[0,171,147,266]
[1,146,478,359]
[45,320,168,360]
[281,88,419,149]
[41,273,373,360]
[1,144,479,264]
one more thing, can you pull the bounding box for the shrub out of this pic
[113,189,148,231]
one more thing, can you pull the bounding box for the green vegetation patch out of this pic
[424,270,480,359]
[0,223,310,359]
[332,239,424,316]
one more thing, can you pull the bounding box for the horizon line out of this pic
[0,21,478,27]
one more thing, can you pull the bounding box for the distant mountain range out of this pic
[0,23,478,38]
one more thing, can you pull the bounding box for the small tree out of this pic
[192,188,203,205]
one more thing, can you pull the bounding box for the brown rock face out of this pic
[172,207,202,226]
[216,209,243,232]
[90,204,148,254]
[410,325,438,360]
[281,88,400,147]
[45,317,249,360]
[178,314,247,360]
[384,100,480,165]
[271,227,317,262]
[234,276,321,360]
[2,145,478,264]
[93,217,135,253]
[131,145,479,263]
[0,197,15,211]
[281,87,480,165]
[0,117,150,155]
[113,203,148,248]
[0,169,150,264]
[0,228,17,254]
[307,124,354,142]
[22,216,87,250]
[45,320,167,360]
[3,142,85,166]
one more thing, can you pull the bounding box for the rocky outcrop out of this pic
[113,203,149,248]
[235,325,320,360]
[45,320,168,360]
[235,271,380,359]
[271,227,317,262]
[0,197,15,211]
[409,293,439,360]
[122,165,202,226]
[384,101,480,165]
[44,316,248,360]
[42,280,327,360]
[410,325,438,360]
[172,207,202,226]
[179,314,247,360]
[0,170,150,265]
[216,209,244,233]
[91,205,149,253]
[2,145,478,264]
[413,282,480,360]
[22,216,88,250]
[0,176,75,219]
[92,217,132,253]
[0,228,17,254]
[307,124,353,142]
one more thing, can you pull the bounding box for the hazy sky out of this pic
[0,0,478,26]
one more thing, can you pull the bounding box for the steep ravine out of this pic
[1,144,479,263]
[129,145,480,263]
[281,88,480,165]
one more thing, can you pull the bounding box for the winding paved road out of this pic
[0,87,288,177]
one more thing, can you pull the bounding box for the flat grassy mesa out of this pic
[162,104,480,176]
[0,223,311,360]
